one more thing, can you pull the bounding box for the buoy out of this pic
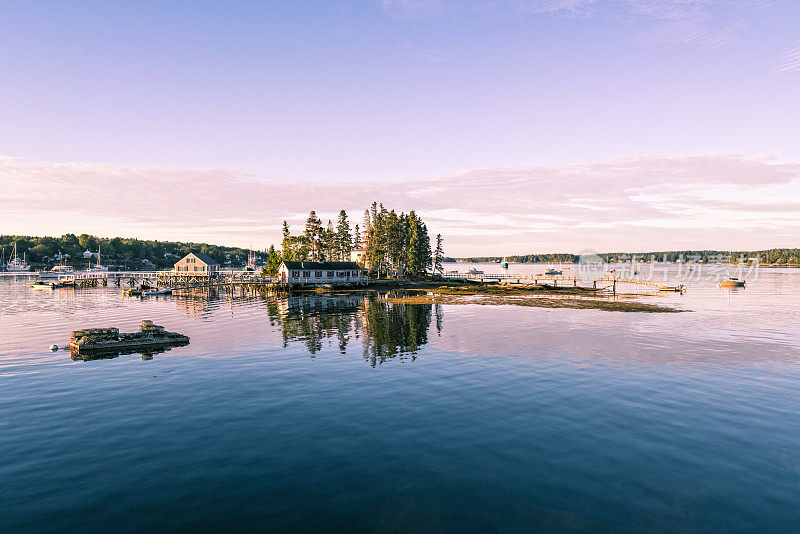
[49,344,58,351]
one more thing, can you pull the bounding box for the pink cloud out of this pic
[1,153,798,254]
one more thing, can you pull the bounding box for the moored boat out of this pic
[719,277,745,288]
[39,264,75,280]
[142,288,172,296]
[30,281,55,290]
[6,243,30,272]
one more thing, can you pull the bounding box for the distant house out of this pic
[278,261,362,284]
[83,250,94,259]
[174,252,220,275]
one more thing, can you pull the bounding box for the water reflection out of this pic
[266,293,438,366]
[70,340,190,361]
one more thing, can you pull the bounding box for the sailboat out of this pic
[39,250,75,280]
[89,245,108,272]
[500,257,509,269]
[719,249,745,288]
[6,243,30,272]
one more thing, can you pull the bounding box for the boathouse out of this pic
[278,261,362,284]
[174,252,220,274]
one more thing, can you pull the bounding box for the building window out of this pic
[352,271,358,277]
[327,271,334,277]
[315,271,322,277]
[292,271,300,278]
[303,271,310,278]
[338,271,346,277]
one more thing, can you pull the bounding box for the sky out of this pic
[0,0,798,255]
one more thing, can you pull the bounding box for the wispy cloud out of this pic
[378,0,759,48]
[625,0,741,48]
[1,154,798,254]
[774,46,800,73]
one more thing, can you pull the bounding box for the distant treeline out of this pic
[0,234,254,270]
[447,249,800,265]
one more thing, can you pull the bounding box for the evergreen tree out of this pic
[262,244,283,276]
[434,234,444,275]
[323,220,335,261]
[353,224,361,249]
[336,210,352,261]
[304,211,323,261]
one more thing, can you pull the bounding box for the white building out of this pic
[173,252,220,274]
[278,261,362,284]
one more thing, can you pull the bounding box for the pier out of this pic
[3,269,684,295]
[441,272,682,293]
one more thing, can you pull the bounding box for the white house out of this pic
[173,252,220,274]
[278,261,362,284]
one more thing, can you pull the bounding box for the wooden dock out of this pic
[5,268,683,295]
[441,272,681,293]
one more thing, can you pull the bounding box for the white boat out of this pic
[39,264,75,280]
[142,288,172,296]
[467,268,484,275]
[6,243,30,272]
[88,245,109,272]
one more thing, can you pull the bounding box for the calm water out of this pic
[2,265,799,532]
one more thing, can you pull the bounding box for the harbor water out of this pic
[1,264,799,532]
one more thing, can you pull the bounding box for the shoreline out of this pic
[294,279,684,313]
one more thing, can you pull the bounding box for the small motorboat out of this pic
[660,284,686,293]
[142,287,172,296]
[467,268,484,275]
[500,257,509,269]
[30,281,55,290]
[719,277,745,288]
[545,268,562,275]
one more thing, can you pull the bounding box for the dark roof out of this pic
[281,261,361,270]
[187,252,219,265]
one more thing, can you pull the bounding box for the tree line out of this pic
[0,234,252,270]
[450,249,800,265]
[264,202,445,278]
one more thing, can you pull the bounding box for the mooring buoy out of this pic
[49,344,58,351]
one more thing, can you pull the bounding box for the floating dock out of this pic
[69,320,189,358]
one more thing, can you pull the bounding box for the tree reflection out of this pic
[267,293,435,365]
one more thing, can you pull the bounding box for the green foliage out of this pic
[278,203,436,279]
[261,245,283,276]
[434,234,444,275]
[0,234,254,270]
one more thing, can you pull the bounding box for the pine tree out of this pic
[434,234,444,275]
[353,224,361,249]
[262,244,283,276]
[324,220,335,261]
[336,210,352,262]
[304,211,323,261]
